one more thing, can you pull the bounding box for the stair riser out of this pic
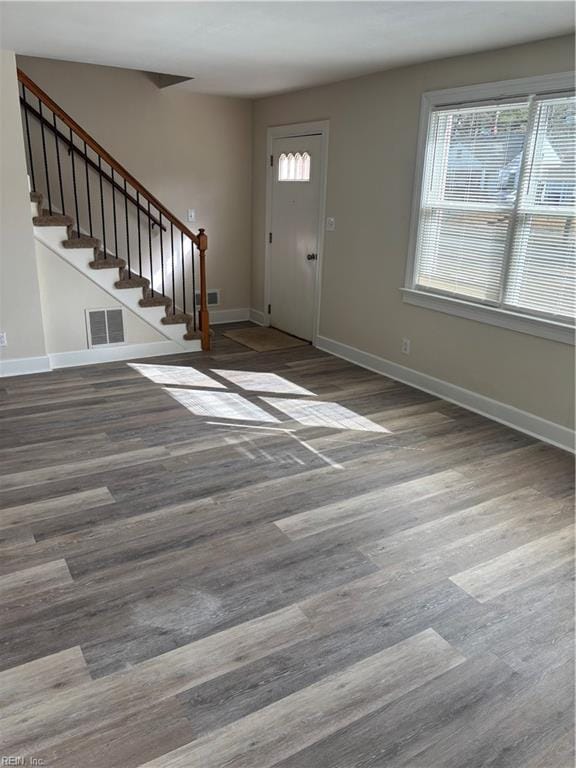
[33,225,200,350]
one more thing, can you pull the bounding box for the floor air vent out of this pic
[86,308,125,347]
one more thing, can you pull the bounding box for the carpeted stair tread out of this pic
[115,276,150,289]
[139,295,172,307]
[33,214,74,228]
[161,312,193,325]
[63,236,101,249]
[89,257,126,270]
[30,191,43,204]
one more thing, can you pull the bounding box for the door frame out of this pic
[264,120,329,345]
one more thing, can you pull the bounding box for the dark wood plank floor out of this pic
[0,324,574,767]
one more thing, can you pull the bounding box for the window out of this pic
[278,152,311,181]
[406,76,575,342]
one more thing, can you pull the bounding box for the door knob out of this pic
[306,253,318,261]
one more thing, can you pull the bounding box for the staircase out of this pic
[18,69,211,351]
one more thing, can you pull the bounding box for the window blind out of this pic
[413,93,575,324]
[506,96,576,320]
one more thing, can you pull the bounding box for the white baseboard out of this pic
[1,340,203,376]
[209,308,251,325]
[316,335,575,453]
[49,340,199,369]
[249,308,268,326]
[208,308,269,326]
[0,355,52,377]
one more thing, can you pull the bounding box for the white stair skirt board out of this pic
[315,335,575,454]
[33,223,200,352]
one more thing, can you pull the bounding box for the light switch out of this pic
[187,209,196,223]
[326,217,336,231]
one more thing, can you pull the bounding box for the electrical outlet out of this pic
[0,331,6,347]
[187,208,196,223]
[326,217,336,231]
[401,337,410,355]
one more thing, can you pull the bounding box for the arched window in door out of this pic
[278,152,311,181]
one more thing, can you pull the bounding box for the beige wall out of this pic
[35,239,164,354]
[252,35,575,428]
[18,55,253,312]
[4,40,575,427]
[0,50,46,364]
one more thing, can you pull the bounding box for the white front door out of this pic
[269,134,323,341]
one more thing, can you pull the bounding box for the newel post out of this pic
[197,228,210,351]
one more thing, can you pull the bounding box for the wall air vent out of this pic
[194,289,220,307]
[86,308,125,347]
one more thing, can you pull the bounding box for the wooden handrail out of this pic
[20,97,166,232]
[17,68,200,247]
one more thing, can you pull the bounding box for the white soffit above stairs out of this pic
[1,1,574,97]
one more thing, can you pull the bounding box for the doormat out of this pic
[222,326,309,352]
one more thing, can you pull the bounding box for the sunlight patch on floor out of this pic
[164,388,280,423]
[211,369,315,396]
[261,397,390,433]
[130,361,390,439]
[130,363,224,388]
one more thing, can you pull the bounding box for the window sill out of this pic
[401,289,575,345]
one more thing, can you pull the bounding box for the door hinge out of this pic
[268,304,271,314]
[270,154,274,167]
[268,232,273,244]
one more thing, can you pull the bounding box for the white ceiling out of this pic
[1,1,573,98]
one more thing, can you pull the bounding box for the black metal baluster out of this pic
[38,99,52,214]
[98,156,107,258]
[148,201,153,294]
[170,223,175,314]
[69,128,80,230]
[137,192,142,277]
[181,231,186,315]
[84,141,93,236]
[124,178,131,277]
[22,87,36,192]
[53,113,65,214]
[111,168,118,257]
[159,213,165,295]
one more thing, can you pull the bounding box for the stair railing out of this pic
[17,69,210,351]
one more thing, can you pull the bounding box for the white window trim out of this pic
[404,71,575,346]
